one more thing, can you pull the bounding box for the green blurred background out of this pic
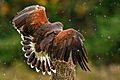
[0,0,120,80]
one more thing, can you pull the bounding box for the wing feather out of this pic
[64,46,71,62]
[50,28,90,71]
[12,5,57,75]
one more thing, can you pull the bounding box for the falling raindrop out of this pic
[3,73,6,76]
[98,57,101,60]
[96,15,98,18]
[23,60,26,63]
[55,12,58,14]
[96,55,102,60]
[1,0,5,3]
[9,21,12,24]
[101,35,104,38]
[113,2,116,5]
[83,2,87,5]
[118,48,120,52]
[68,19,71,22]
[99,2,102,5]
[89,13,92,16]
[107,36,111,39]
[94,28,96,31]
[12,56,14,58]
[105,52,109,56]
[111,53,114,56]
[103,15,107,18]
[4,62,6,65]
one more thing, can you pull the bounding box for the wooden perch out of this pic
[50,53,76,80]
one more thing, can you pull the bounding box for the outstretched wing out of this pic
[12,5,48,36]
[49,28,90,71]
[12,5,56,75]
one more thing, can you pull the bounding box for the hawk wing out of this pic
[12,5,56,75]
[12,5,48,36]
[12,5,90,76]
[49,28,90,71]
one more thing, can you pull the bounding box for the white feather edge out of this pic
[46,55,52,75]
[47,71,51,75]
[26,51,35,65]
[23,43,35,58]
[35,58,40,73]
[42,71,46,75]
[16,29,54,75]
[35,68,40,73]
[41,56,46,75]
[30,63,34,68]
[24,52,29,58]
[51,68,56,73]
[46,55,56,73]
[22,47,26,52]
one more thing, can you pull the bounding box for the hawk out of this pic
[12,5,90,75]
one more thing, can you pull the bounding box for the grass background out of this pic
[0,0,120,80]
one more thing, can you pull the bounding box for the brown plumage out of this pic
[12,5,90,75]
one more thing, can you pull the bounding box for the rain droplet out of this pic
[55,12,58,14]
[107,52,110,55]
[3,73,6,76]
[1,0,5,3]
[94,28,96,31]
[23,60,26,63]
[96,55,101,60]
[12,56,14,58]
[118,48,120,52]
[9,21,12,23]
[4,62,6,65]
[83,2,87,5]
[104,15,107,18]
[101,35,104,38]
[96,15,98,18]
[111,54,114,56]
[107,36,111,39]
[89,13,92,16]
[68,19,71,22]
[61,10,64,13]
[99,2,102,5]
[113,2,116,5]
[98,57,101,60]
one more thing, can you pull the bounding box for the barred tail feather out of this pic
[16,29,56,75]
[31,58,37,68]
[24,46,55,75]
[35,58,41,72]
[33,55,55,75]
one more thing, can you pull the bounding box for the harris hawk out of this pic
[12,5,90,75]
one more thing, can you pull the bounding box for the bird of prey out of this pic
[12,5,90,75]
